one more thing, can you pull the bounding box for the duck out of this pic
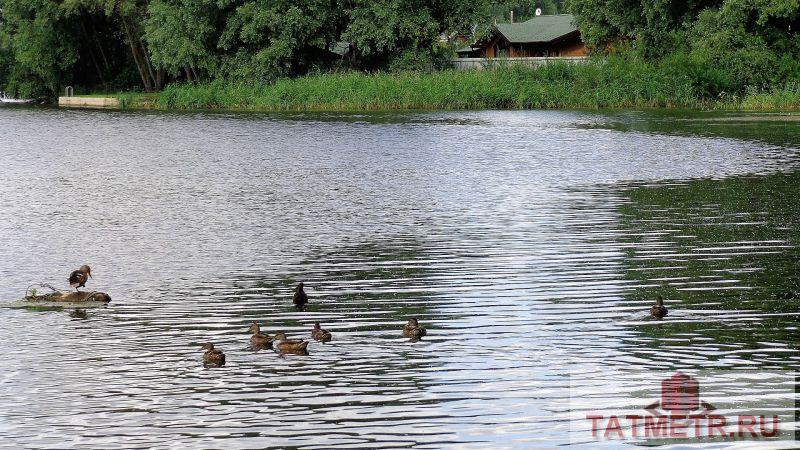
[201,343,226,367]
[273,331,309,353]
[68,265,92,292]
[651,296,668,319]
[293,282,308,309]
[311,322,332,342]
[248,322,273,350]
[402,317,427,339]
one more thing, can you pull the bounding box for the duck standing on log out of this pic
[293,282,308,309]
[68,265,92,292]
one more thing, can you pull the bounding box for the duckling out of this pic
[293,282,308,309]
[651,296,668,319]
[311,322,332,342]
[201,343,226,367]
[402,317,427,339]
[273,331,309,353]
[248,322,273,350]
[68,265,92,292]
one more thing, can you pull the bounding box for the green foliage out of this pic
[126,59,701,111]
[687,1,799,92]
[387,45,455,72]
[0,0,78,96]
[0,23,11,89]
[491,0,565,23]
[0,0,152,97]
[144,0,220,76]
[568,0,800,96]
[0,0,501,94]
[660,52,734,100]
[215,0,339,81]
[740,82,800,110]
[1,0,798,102]
[568,0,799,60]
[342,0,438,70]
[120,56,800,111]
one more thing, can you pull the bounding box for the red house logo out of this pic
[646,372,714,416]
[662,372,699,412]
[585,371,784,441]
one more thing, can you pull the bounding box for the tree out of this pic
[0,23,10,90]
[344,0,491,70]
[145,0,219,81]
[688,0,800,90]
[567,0,799,58]
[0,0,162,96]
[215,0,340,81]
[104,0,164,91]
[0,0,80,97]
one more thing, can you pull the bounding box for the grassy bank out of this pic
[118,58,800,112]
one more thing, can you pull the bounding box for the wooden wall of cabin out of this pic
[483,36,508,58]
[508,39,587,57]
[559,40,587,56]
[477,35,587,58]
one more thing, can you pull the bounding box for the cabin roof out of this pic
[494,14,578,44]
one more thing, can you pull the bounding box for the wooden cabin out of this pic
[457,14,586,59]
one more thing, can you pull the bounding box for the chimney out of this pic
[510,10,515,23]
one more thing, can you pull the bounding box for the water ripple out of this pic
[0,107,798,448]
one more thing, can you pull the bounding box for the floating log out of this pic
[25,291,111,303]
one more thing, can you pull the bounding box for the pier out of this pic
[58,96,119,108]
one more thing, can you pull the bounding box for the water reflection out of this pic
[616,171,800,369]
[0,107,797,448]
[583,109,800,149]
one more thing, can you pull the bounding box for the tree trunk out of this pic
[79,20,106,86]
[140,40,159,89]
[88,20,111,71]
[156,68,166,90]
[189,67,200,83]
[121,18,152,91]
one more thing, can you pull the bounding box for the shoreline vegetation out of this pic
[3,1,798,113]
[114,59,800,112]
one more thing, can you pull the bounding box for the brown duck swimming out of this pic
[274,331,309,353]
[248,322,273,350]
[293,282,308,309]
[311,322,332,342]
[403,318,427,339]
[201,343,226,367]
[651,296,668,319]
[68,265,92,292]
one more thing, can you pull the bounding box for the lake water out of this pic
[0,107,798,448]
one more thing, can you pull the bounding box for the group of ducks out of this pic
[200,283,429,368]
[66,265,666,369]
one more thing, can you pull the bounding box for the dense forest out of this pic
[0,0,798,100]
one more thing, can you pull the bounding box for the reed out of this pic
[118,58,799,112]
[737,84,800,111]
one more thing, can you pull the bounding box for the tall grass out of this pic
[120,58,800,112]
[738,84,800,111]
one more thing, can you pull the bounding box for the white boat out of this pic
[0,92,34,104]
